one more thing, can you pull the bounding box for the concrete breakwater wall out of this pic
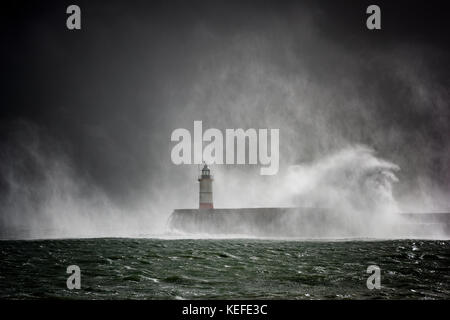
[168,208,450,238]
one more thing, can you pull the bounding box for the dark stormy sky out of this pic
[0,0,449,237]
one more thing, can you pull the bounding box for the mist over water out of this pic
[277,145,400,211]
[273,145,406,238]
[0,122,162,239]
[0,123,446,239]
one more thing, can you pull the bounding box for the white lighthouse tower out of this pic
[198,164,214,209]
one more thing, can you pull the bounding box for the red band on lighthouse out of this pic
[199,203,214,209]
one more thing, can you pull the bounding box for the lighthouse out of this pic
[198,164,214,209]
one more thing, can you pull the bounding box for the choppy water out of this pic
[0,238,449,299]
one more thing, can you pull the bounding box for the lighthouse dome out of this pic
[202,164,210,176]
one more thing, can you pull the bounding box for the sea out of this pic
[0,238,449,299]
